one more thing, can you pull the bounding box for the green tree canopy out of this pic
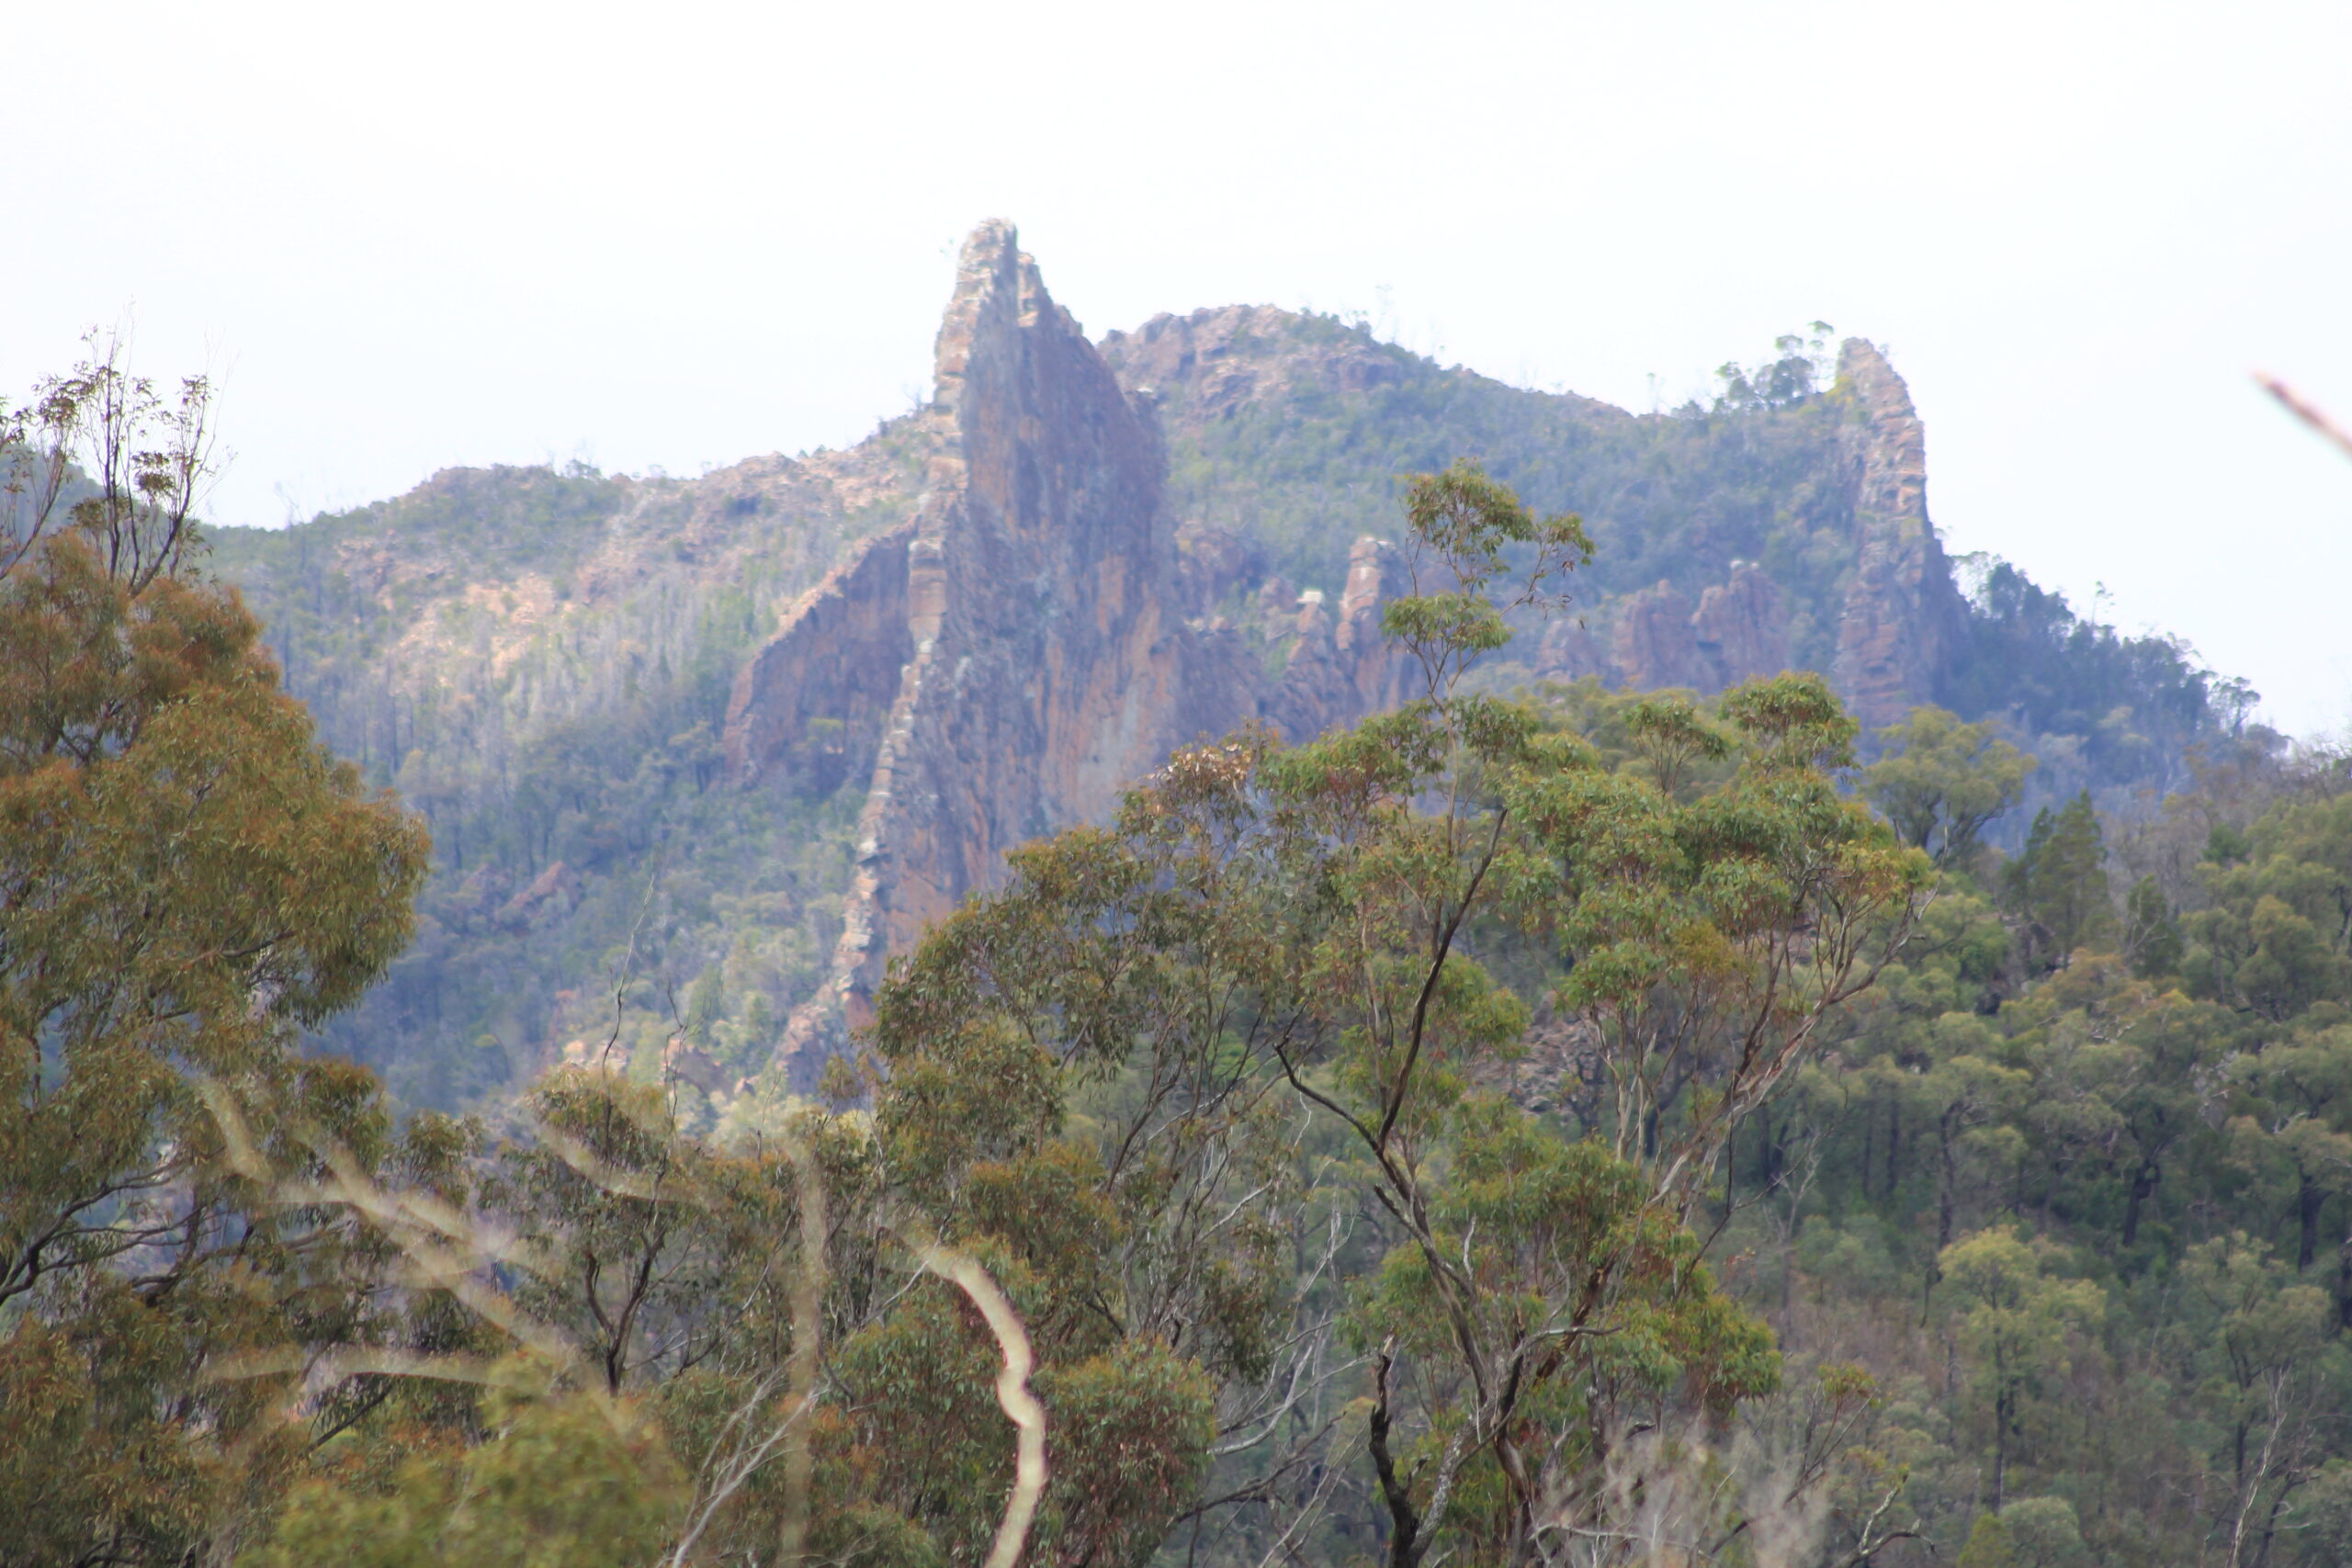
[1,345,431,1567]
[1865,705,2035,869]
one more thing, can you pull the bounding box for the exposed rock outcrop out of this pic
[1109,312,1973,730]
[1267,537,1417,735]
[1831,340,1967,730]
[1691,561,1792,692]
[1528,618,1612,684]
[495,861,581,931]
[215,217,2196,1114]
[710,295,2005,1092]
[1102,304,1411,419]
[1172,521,1267,618]
[727,224,1418,1089]
[1589,562,1794,695]
[723,529,916,795]
[721,259,1988,1090]
[1612,580,1701,689]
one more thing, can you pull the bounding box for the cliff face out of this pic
[721,530,915,798]
[721,254,1984,1088]
[1533,562,1789,696]
[1830,339,1968,731]
[1612,580,1700,689]
[217,222,2113,1115]
[1107,311,1962,725]
[725,223,1418,1088]
[1693,562,1792,692]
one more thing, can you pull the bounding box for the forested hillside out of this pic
[13,338,2352,1568]
[207,426,949,1107]
[203,243,2255,1117]
[1105,308,2247,802]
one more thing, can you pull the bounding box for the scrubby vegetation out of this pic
[1144,314,2244,810]
[204,434,937,1109]
[13,347,2350,1568]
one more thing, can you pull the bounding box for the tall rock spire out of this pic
[1830,339,1965,731]
[725,222,1409,1089]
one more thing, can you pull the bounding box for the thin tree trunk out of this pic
[2297,1173,2321,1269]
[1938,1108,1959,1249]
[2336,1230,2352,1330]
[2123,1160,2157,1249]
[1887,1100,1902,1204]
[1993,1382,2009,1512]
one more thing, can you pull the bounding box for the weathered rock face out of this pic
[214,219,2207,1112]
[1612,580,1700,689]
[1265,537,1417,738]
[1172,521,1266,618]
[1692,561,1792,692]
[720,253,1981,1089]
[1114,311,1965,730]
[722,529,915,797]
[1566,562,1791,695]
[726,224,1418,1088]
[1831,339,1967,730]
[1529,617,1611,683]
[1102,304,1412,419]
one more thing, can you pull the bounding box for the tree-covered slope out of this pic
[205,284,2251,1113]
[207,422,948,1108]
[1105,306,2247,803]
[25,308,2348,1568]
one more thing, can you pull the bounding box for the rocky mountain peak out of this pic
[215,226,2218,1116]
[724,222,1418,1089]
[1830,337,1966,730]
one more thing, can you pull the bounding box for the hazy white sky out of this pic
[9,1,2350,731]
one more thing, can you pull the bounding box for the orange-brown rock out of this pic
[1102,304,1409,419]
[652,265,1988,1091]
[1691,561,1792,692]
[727,224,1419,1088]
[722,528,915,796]
[1527,617,1612,683]
[1267,537,1418,734]
[1172,520,1266,618]
[1831,340,1967,729]
[1612,580,1701,689]
[495,861,581,931]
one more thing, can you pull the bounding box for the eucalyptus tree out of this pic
[862,461,1929,1568]
[0,344,431,1566]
